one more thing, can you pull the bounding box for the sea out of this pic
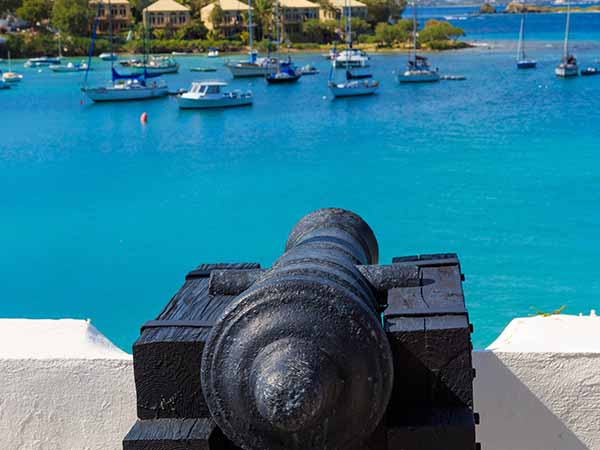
[2,8,600,351]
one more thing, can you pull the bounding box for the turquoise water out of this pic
[2,38,600,351]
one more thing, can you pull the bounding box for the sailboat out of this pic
[328,0,378,97]
[225,0,278,77]
[81,0,168,102]
[555,0,578,77]
[2,51,23,82]
[516,14,536,69]
[265,0,302,84]
[397,0,439,83]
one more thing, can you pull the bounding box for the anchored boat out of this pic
[50,61,89,72]
[177,80,252,109]
[2,51,23,82]
[397,1,440,83]
[265,0,302,85]
[129,56,180,75]
[516,14,536,69]
[555,0,578,78]
[99,52,118,61]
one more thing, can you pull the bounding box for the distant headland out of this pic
[480,1,600,14]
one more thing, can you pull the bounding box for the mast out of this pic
[84,0,102,88]
[58,32,63,58]
[108,0,114,72]
[517,14,524,60]
[345,0,351,72]
[563,0,571,60]
[411,0,417,64]
[248,0,254,55]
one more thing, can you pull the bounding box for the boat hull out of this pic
[82,85,169,102]
[177,96,253,109]
[581,68,600,76]
[398,71,440,83]
[99,53,118,61]
[130,65,179,75]
[517,60,537,69]
[333,59,368,68]
[555,64,578,77]
[265,74,301,84]
[329,82,378,98]
[2,73,23,82]
[225,62,278,78]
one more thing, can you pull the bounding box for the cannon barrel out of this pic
[201,208,395,450]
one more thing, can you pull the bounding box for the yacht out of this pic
[82,77,168,102]
[24,56,61,68]
[50,61,89,72]
[177,81,252,109]
[130,56,179,75]
[397,1,440,83]
[555,0,578,77]
[333,48,369,68]
[207,48,219,57]
[516,14,536,69]
[2,51,23,82]
[99,52,118,61]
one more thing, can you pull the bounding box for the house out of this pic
[143,0,191,29]
[200,0,250,37]
[89,0,132,34]
[279,0,320,33]
[319,0,368,21]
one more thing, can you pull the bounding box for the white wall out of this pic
[1,316,599,450]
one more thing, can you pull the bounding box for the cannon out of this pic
[124,208,479,450]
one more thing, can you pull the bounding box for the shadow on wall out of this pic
[473,351,590,450]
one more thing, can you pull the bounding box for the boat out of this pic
[555,0,578,78]
[265,1,301,85]
[129,56,179,74]
[332,48,369,68]
[581,67,600,76]
[207,48,219,58]
[24,56,61,68]
[2,51,23,82]
[516,14,536,69]
[171,51,190,56]
[397,1,440,83]
[225,0,278,77]
[81,0,168,102]
[190,67,217,72]
[24,33,63,67]
[329,79,379,97]
[346,69,371,79]
[300,64,319,75]
[99,52,118,61]
[50,61,89,72]
[441,74,466,81]
[119,58,142,67]
[177,80,252,109]
[328,0,378,97]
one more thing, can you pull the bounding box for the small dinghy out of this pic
[300,64,319,75]
[177,80,253,109]
[207,48,219,58]
[441,75,466,81]
[581,67,600,76]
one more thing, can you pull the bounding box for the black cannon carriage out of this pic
[124,208,479,450]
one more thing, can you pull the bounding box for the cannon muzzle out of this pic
[201,208,395,450]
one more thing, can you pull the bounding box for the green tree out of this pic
[175,19,208,39]
[1,0,22,15]
[417,19,464,44]
[209,3,225,32]
[374,19,409,46]
[362,0,406,26]
[16,0,51,26]
[251,0,272,41]
[52,0,93,35]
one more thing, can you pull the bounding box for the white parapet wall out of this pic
[0,315,599,450]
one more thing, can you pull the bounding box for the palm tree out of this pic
[252,0,273,41]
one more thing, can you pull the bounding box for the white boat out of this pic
[516,14,536,69]
[99,52,118,61]
[329,79,379,97]
[333,48,369,68]
[81,0,169,102]
[555,0,578,78]
[177,80,252,109]
[24,56,61,68]
[82,79,168,102]
[2,51,23,82]
[397,1,440,83]
[50,61,89,72]
[130,56,179,74]
[207,48,219,58]
[171,51,190,56]
[225,1,278,77]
